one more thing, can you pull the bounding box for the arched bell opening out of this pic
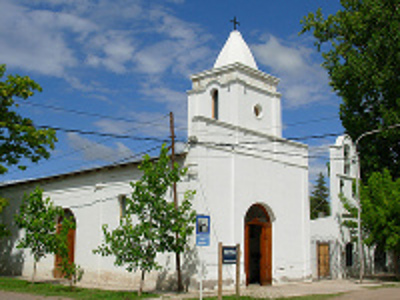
[211,89,219,120]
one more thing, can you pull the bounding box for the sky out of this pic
[1,0,345,185]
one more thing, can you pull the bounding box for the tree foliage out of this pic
[94,145,196,295]
[0,64,57,174]
[55,216,84,289]
[342,169,400,273]
[0,196,9,238]
[14,187,63,282]
[361,170,400,253]
[301,0,400,180]
[310,172,330,219]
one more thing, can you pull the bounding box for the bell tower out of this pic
[187,30,282,138]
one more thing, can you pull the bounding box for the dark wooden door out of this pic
[262,222,272,285]
[245,217,272,285]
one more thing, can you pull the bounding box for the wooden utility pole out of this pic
[169,112,183,292]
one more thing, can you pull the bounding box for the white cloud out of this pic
[86,31,136,74]
[67,133,133,162]
[139,83,188,131]
[252,35,330,107]
[0,0,212,90]
[253,36,306,75]
[0,1,79,77]
[131,6,212,77]
[94,120,133,135]
[134,41,176,74]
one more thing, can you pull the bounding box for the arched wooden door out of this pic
[54,208,76,278]
[245,204,272,285]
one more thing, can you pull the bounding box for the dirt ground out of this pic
[330,287,400,300]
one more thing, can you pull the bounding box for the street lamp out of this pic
[354,123,400,283]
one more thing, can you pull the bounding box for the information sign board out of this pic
[222,246,237,264]
[196,215,210,246]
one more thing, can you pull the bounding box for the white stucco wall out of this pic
[185,114,311,285]
[0,163,175,289]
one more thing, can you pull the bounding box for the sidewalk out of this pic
[149,279,399,299]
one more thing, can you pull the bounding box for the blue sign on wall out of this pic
[196,215,210,246]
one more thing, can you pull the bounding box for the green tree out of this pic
[361,169,400,275]
[310,172,330,219]
[300,1,400,180]
[0,196,9,238]
[94,145,196,296]
[14,187,63,282]
[0,64,57,174]
[55,216,84,289]
[342,169,400,275]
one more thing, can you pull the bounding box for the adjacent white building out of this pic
[0,30,312,290]
[310,135,359,279]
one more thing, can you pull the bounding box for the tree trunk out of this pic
[138,269,145,297]
[32,260,37,283]
[176,251,183,292]
[394,250,399,278]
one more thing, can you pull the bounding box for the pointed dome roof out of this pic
[214,30,258,70]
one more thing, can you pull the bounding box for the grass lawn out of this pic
[0,276,157,299]
[0,277,350,300]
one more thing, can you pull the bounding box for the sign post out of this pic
[236,243,240,297]
[218,243,241,299]
[196,215,210,300]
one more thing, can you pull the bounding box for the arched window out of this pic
[344,144,351,175]
[345,243,353,266]
[212,89,219,120]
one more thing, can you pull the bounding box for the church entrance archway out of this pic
[54,208,76,278]
[244,204,272,285]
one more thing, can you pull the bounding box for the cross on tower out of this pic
[230,16,240,30]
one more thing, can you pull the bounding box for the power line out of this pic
[288,132,343,141]
[188,139,351,161]
[7,142,164,182]
[179,115,339,133]
[16,99,169,126]
[37,125,171,142]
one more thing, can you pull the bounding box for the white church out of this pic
[0,29,361,290]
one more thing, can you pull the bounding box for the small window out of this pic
[340,180,344,194]
[119,195,127,218]
[345,243,353,266]
[212,89,219,120]
[253,104,263,119]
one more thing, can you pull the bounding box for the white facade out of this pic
[0,30,312,290]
